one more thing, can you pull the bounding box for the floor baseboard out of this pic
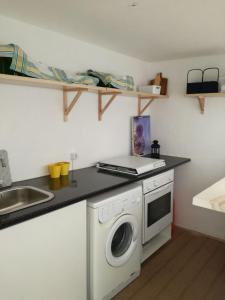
[175,224,225,244]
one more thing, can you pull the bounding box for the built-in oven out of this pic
[142,170,174,244]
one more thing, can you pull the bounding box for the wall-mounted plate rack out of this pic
[0,74,168,121]
[185,92,225,114]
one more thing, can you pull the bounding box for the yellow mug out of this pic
[57,162,70,176]
[48,164,61,179]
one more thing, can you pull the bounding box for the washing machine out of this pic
[87,183,142,300]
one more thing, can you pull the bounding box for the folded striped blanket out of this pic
[79,69,135,91]
[0,44,99,86]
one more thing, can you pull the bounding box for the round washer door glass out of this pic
[106,215,139,267]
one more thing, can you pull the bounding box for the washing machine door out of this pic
[106,214,139,267]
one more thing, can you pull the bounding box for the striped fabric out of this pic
[80,69,135,91]
[0,44,14,57]
[0,44,99,85]
[110,75,135,91]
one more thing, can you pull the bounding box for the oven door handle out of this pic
[149,182,173,195]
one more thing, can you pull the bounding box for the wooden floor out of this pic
[114,227,225,300]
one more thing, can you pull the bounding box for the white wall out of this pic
[148,55,225,240]
[0,15,149,181]
[1,15,224,240]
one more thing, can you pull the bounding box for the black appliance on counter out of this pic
[151,140,160,159]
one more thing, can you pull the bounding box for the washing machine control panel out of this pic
[98,189,142,224]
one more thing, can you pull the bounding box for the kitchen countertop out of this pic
[0,155,190,229]
[193,177,225,214]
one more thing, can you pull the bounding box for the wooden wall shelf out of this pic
[0,74,168,121]
[185,92,225,114]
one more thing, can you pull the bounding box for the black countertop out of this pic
[0,155,190,229]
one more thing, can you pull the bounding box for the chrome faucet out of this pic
[0,150,12,188]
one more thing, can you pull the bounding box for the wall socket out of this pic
[70,152,78,161]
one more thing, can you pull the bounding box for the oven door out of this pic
[143,182,173,244]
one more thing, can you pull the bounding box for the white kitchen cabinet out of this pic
[0,200,87,300]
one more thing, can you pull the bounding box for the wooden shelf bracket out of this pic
[98,91,121,121]
[0,74,168,122]
[185,93,225,114]
[138,96,156,115]
[63,88,87,121]
[198,96,205,114]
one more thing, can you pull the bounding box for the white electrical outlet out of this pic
[70,152,78,161]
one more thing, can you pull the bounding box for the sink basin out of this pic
[0,186,54,215]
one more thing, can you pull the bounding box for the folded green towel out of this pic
[79,69,135,91]
[0,44,99,86]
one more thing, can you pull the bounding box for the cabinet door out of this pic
[0,201,87,300]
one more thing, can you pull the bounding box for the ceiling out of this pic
[1,0,225,62]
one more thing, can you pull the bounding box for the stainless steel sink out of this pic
[0,186,54,215]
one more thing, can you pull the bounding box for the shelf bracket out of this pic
[98,91,121,121]
[138,96,155,115]
[63,88,87,121]
[198,96,205,114]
